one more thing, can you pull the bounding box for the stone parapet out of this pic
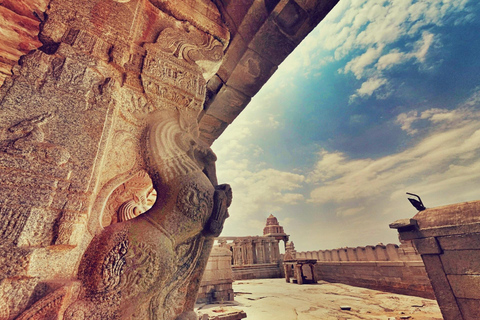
[295,241,421,262]
[391,200,480,320]
[295,242,433,299]
[314,260,434,299]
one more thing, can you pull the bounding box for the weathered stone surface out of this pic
[441,250,480,275]
[198,114,229,145]
[418,255,462,319]
[0,0,48,86]
[197,246,234,304]
[15,281,81,320]
[457,298,480,320]
[413,237,442,255]
[148,0,229,44]
[413,200,480,230]
[0,0,234,318]
[0,276,39,320]
[447,274,480,299]
[437,232,480,250]
[393,201,480,319]
[215,35,248,84]
[294,241,434,299]
[232,279,442,320]
[226,48,277,97]
[204,85,251,124]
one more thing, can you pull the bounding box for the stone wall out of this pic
[295,242,435,299]
[392,200,480,320]
[232,263,282,280]
[197,246,234,304]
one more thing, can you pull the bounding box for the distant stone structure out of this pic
[263,214,289,245]
[283,259,317,285]
[295,241,434,299]
[215,214,288,280]
[391,200,480,320]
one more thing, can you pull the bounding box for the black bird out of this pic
[406,192,426,211]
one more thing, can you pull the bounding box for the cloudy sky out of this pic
[212,0,480,251]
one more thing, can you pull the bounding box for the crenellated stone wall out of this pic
[295,241,435,299]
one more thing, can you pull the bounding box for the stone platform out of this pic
[226,278,442,320]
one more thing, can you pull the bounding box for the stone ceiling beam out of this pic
[199,0,340,145]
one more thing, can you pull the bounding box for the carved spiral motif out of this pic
[176,183,212,222]
[120,242,161,299]
[99,239,129,293]
[118,200,141,222]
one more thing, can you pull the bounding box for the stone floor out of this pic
[196,278,443,320]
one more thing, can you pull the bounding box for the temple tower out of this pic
[263,214,289,247]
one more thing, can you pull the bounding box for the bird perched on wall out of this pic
[406,192,426,211]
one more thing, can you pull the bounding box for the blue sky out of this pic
[212,0,480,251]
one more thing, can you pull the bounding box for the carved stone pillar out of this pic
[295,264,304,285]
[284,264,291,283]
[252,239,258,264]
[0,0,230,319]
[310,264,317,283]
[264,239,271,263]
[256,239,266,264]
[270,239,280,263]
[243,238,254,265]
[233,239,243,266]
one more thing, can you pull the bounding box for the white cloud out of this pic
[356,77,388,97]
[350,77,388,101]
[396,107,478,135]
[336,206,366,217]
[413,31,435,62]
[212,88,306,236]
[216,162,306,235]
[376,50,407,70]
[308,107,480,205]
[343,45,384,79]
[396,110,419,135]
[302,0,470,99]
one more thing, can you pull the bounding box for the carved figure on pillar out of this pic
[63,110,232,320]
[11,1,231,317]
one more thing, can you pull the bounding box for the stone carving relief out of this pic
[0,112,74,248]
[53,110,232,320]
[3,1,230,318]
[141,27,223,119]
[0,206,32,245]
[15,282,82,320]
[151,27,223,73]
[0,113,71,166]
[102,170,156,227]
